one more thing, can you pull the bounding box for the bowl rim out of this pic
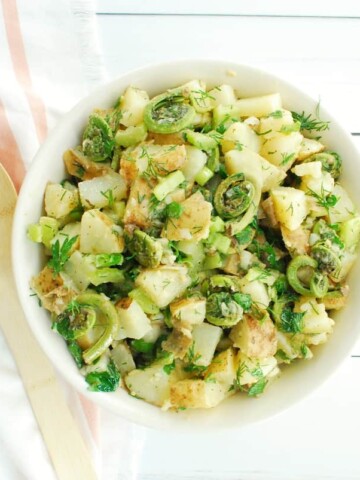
[11,58,360,431]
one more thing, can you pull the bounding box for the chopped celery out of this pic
[339,216,360,252]
[115,124,147,147]
[195,166,214,186]
[89,267,124,286]
[210,216,225,233]
[153,171,185,201]
[203,252,224,270]
[27,216,59,248]
[185,130,217,151]
[129,288,160,315]
[208,232,231,254]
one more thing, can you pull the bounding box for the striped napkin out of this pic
[0,0,144,478]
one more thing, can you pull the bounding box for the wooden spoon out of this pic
[0,163,98,480]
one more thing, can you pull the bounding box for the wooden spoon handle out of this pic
[0,164,98,480]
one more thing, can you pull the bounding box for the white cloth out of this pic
[0,0,145,478]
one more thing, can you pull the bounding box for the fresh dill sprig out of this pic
[291,111,330,133]
[48,235,78,275]
[307,186,339,212]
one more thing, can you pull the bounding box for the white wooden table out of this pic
[95,2,360,479]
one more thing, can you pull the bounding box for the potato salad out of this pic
[28,80,360,410]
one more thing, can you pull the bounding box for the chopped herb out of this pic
[280,307,305,333]
[248,376,267,397]
[291,111,330,133]
[85,360,120,392]
[163,360,176,375]
[48,235,78,275]
[280,121,301,134]
[268,110,283,119]
[233,292,252,312]
[100,188,115,207]
[280,152,295,166]
[307,187,339,212]
[131,339,154,354]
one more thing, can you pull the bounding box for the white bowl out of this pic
[12,60,360,431]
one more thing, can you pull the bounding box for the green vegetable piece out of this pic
[195,166,214,186]
[93,253,123,268]
[311,242,341,275]
[206,146,220,173]
[27,224,42,243]
[165,201,183,219]
[203,252,224,270]
[233,292,252,312]
[310,151,342,179]
[115,124,147,147]
[27,216,59,249]
[67,341,84,368]
[153,170,185,201]
[185,130,217,151]
[52,301,96,340]
[339,216,360,253]
[85,360,120,392]
[234,225,255,248]
[89,267,125,286]
[207,232,231,254]
[309,271,329,298]
[287,255,329,298]
[82,114,114,162]
[75,292,119,364]
[214,173,255,220]
[129,288,160,314]
[144,93,196,134]
[131,339,155,354]
[210,216,225,233]
[126,229,163,268]
[206,292,243,327]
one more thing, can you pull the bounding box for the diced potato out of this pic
[80,209,124,253]
[115,298,152,340]
[301,171,334,198]
[191,323,222,366]
[63,148,113,180]
[208,84,236,107]
[142,321,164,343]
[177,239,205,270]
[332,251,357,283]
[240,280,270,307]
[30,266,76,315]
[63,250,95,291]
[262,196,279,227]
[120,143,187,183]
[44,183,79,219]
[110,342,136,375]
[328,185,356,224]
[297,138,325,161]
[281,225,310,256]
[292,161,322,178]
[147,132,184,145]
[125,363,175,406]
[123,177,153,229]
[235,93,282,117]
[162,327,192,360]
[235,352,278,386]
[257,109,294,138]
[204,348,237,386]
[295,299,334,334]
[270,186,308,231]
[78,173,127,209]
[162,192,212,241]
[170,297,206,327]
[181,146,207,182]
[170,379,229,409]
[230,314,277,358]
[221,122,261,153]
[120,86,149,127]
[260,132,303,171]
[135,265,191,308]
[225,148,286,192]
